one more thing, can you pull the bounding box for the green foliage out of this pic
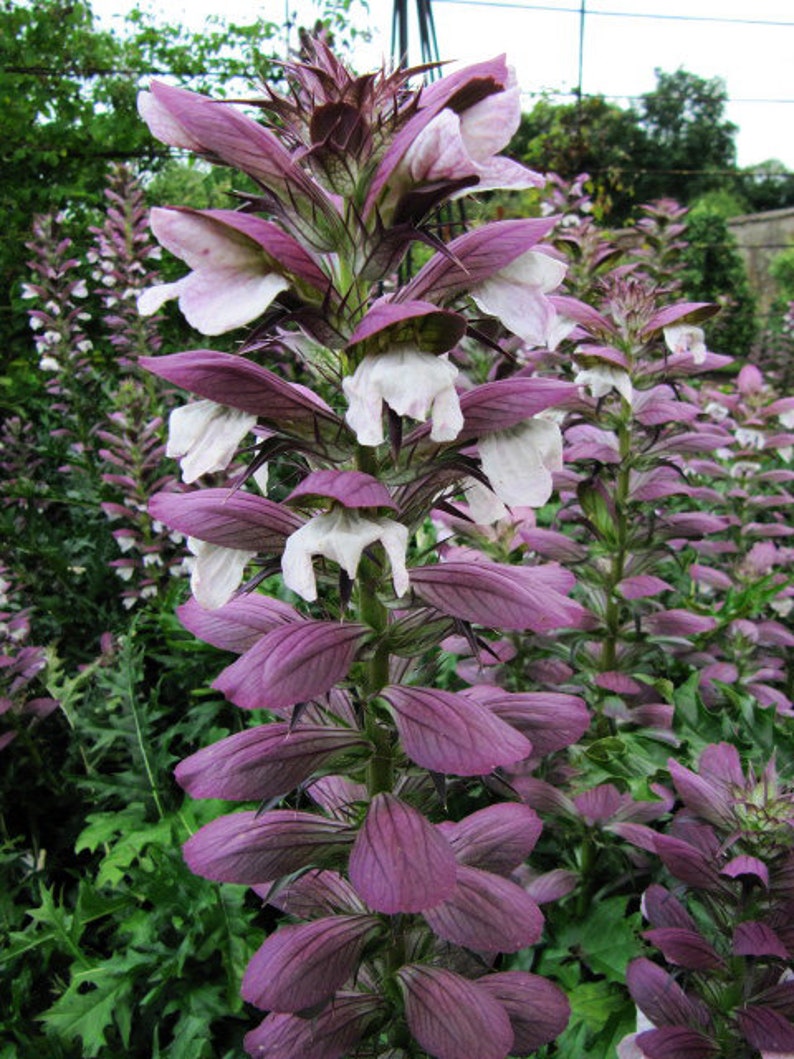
[737,159,794,214]
[513,67,794,224]
[528,897,641,1058]
[511,95,648,221]
[770,243,794,302]
[0,0,283,364]
[680,208,757,356]
[0,605,261,1058]
[635,68,737,204]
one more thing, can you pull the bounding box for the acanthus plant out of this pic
[0,564,58,755]
[137,40,594,1057]
[23,212,96,446]
[678,361,794,712]
[618,742,794,1059]
[89,163,187,606]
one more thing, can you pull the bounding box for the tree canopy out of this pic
[0,0,281,352]
[513,67,794,224]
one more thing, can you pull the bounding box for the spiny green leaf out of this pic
[39,955,148,1055]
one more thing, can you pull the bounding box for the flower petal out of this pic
[241,915,380,1012]
[423,865,544,951]
[348,793,457,913]
[182,809,354,884]
[177,593,300,654]
[167,400,256,482]
[175,723,368,801]
[397,965,514,1059]
[471,250,567,348]
[243,993,383,1059]
[444,803,543,874]
[479,419,563,508]
[213,620,366,713]
[411,559,585,632]
[382,684,531,775]
[187,539,256,609]
[476,971,570,1055]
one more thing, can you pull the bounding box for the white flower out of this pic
[71,280,88,298]
[167,400,256,483]
[479,418,563,508]
[663,324,707,364]
[729,460,758,479]
[704,400,730,422]
[735,427,765,450]
[20,283,38,300]
[137,208,289,335]
[281,508,409,603]
[778,408,794,430]
[252,463,270,494]
[187,537,256,609]
[462,477,508,525]
[470,250,568,349]
[574,364,633,404]
[343,349,463,446]
[38,356,60,372]
[402,78,541,197]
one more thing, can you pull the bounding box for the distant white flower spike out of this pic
[343,349,463,446]
[479,418,563,509]
[167,400,256,483]
[281,508,409,602]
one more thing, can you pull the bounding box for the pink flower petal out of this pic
[397,964,514,1059]
[243,993,383,1059]
[141,350,336,424]
[643,927,724,971]
[423,865,544,952]
[175,723,368,801]
[183,809,354,884]
[241,915,380,1012]
[444,803,542,874]
[476,971,570,1054]
[213,620,366,713]
[149,489,302,550]
[382,684,531,775]
[177,594,300,654]
[348,793,457,913]
[411,559,585,633]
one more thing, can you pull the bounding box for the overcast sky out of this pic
[93,0,794,169]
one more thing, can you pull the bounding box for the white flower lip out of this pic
[343,349,463,447]
[167,400,256,483]
[281,508,409,602]
[479,418,563,509]
[574,364,633,405]
[187,538,257,609]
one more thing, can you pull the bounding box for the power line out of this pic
[432,0,794,27]
[518,87,794,105]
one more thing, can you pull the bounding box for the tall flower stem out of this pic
[600,398,633,674]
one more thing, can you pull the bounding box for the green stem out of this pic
[600,400,632,673]
[353,445,396,798]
